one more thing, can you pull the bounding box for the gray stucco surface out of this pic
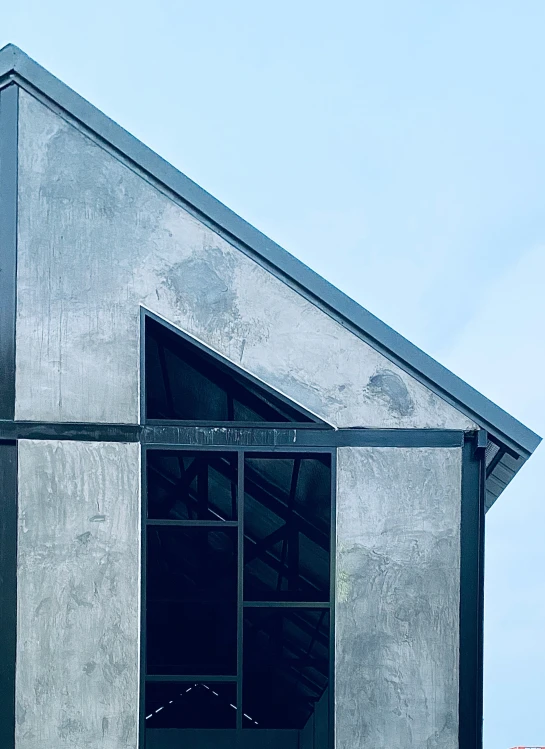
[16,440,141,749]
[335,447,462,749]
[16,90,475,431]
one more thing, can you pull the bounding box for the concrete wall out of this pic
[16,441,141,749]
[336,447,462,749]
[13,91,468,749]
[16,90,475,431]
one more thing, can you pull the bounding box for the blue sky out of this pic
[3,2,544,746]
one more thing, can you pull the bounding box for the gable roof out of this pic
[0,43,540,506]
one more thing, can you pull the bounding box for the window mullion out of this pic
[237,451,244,732]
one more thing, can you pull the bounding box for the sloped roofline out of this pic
[0,43,540,463]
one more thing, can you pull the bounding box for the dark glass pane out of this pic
[146,681,237,729]
[146,527,237,675]
[244,455,331,601]
[145,315,316,423]
[147,451,237,521]
[243,608,329,729]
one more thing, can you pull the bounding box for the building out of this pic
[0,44,540,749]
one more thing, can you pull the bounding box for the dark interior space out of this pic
[146,525,237,676]
[242,608,329,730]
[147,451,238,521]
[244,455,331,602]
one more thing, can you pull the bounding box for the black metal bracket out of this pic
[474,429,488,457]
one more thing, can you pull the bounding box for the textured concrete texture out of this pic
[16,440,141,749]
[16,91,475,430]
[335,447,462,749]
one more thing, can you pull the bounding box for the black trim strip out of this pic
[242,601,331,608]
[0,81,18,749]
[0,421,466,447]
[236,452,244,730]
[0,421,141,442]
[0,442,17,749]
[0,83,18,421]
[146,519,238,528]
[145,674,237,683]
[329,447,336,749]
[139,443,147,748]
[459,433,485,749]
[142,426,465,448]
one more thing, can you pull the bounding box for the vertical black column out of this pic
[329,449,336,749]
[0,441,17,748]
[236,451,244,732]
[139,445,148,748]
[459,432,486,749]
[0,82,18,420]
[0,81,19,749]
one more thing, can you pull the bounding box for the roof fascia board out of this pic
[0,44,540,459]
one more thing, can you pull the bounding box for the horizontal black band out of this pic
[0,421,141,442]
[0,420,466,448]
[145,674,237,683]
[143,425,465,448]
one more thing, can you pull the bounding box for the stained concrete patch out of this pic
[365,368,415,417]
[83,662,97,676]
[163,250,237,332]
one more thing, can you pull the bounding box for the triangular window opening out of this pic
[144,313,320,424]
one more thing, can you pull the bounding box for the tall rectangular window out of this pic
[143,448,333,749]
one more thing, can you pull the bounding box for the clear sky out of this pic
[3,2,544,746]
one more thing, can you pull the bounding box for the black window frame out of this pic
[140,441,336,746]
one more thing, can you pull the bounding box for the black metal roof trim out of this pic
[0,43,540,463]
